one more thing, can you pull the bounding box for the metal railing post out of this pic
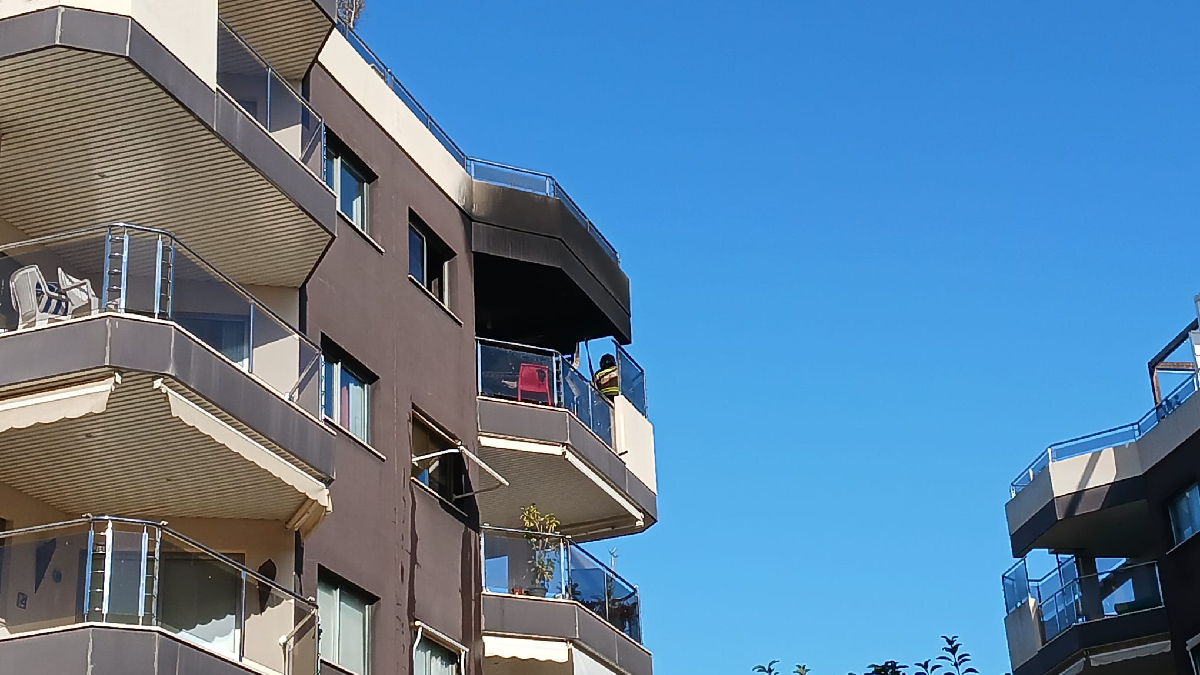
[559,537,568,600]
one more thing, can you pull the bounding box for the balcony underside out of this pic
[476,399,656,540]
[0,11,335,287]
[1014,616,1172,675]
[220,0,334,82]
[0,370,328,529]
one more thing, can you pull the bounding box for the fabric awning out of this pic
[153,378,331,531]
[572,647,613,675]
[483,635,570,663]
[0,375,117,432]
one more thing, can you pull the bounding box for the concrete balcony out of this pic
[481,527,650,675]
[1002,559,1171,675]
[0,517,317,675]
[0,3,335,289]
[0,225,332,532]
[475,339,656,540]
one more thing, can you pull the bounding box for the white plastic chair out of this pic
[57,268,98,317]
[9,266,68,329]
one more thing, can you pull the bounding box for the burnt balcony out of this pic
[0,516,317,675]
[481,527,650,675]
[475,339,656,540]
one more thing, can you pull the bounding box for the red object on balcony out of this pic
[517,363,551,405]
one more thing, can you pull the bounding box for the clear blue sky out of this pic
[355,2,1200,672]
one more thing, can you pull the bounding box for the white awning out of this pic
[483,636,569,663]
[572,647,615,675]
[153,378,331,530]
[0,375,118,432]
[1089,639,1171,665]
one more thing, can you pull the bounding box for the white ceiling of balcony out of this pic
[0,48,330,288]
[476,435,644,540]
[0,371,329,530]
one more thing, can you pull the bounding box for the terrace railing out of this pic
[218,19,326,180]
[482,526,642,644]
[334,23,620,263]
[0,224,322,413]
[0,517,318,675]
[1010,372,1199,496]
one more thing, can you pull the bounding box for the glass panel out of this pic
[481,530,564,598]
[477,341,557,406]
[1171,485,1200,545]
[170,244,252,368]
[343,367,369,441]
[0,524,91,634]
[318,579,337,660]
[157,537,242,657]
[590,395,613,446]
[103,527,149,624]
[0,230,106,331]
[339,162,367,230]
[243,576,296,674]
[337,588,368,674]
[567,546,607,617]
[1036,562,1163,642]
[216,22,269,128]
[290,612,319,675]
[409,227,426,285]
[608,571,641,643]
[1003,560,1031,612]
[615,345,648,417]
[469,161,552,195]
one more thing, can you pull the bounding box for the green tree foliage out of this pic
[756,634,1010,675]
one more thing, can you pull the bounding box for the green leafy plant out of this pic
[795,666,811,675]
[913,660,941,675]
[936,636,978,675]
[753,661,781,675]
[520,504,561,594]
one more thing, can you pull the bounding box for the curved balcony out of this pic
[0,516,317,675]
[482,527,650,675]
[475,339,656,539]
[1002,559,1169,675]
[0,224,332,530]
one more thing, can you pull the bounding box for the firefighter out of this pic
[593,354,620,399]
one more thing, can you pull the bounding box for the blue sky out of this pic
[355,2,1200,672]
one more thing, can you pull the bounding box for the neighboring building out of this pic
[1000,297,1200,675]
[0,4,657,675]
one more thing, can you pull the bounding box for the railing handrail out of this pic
[1035,560,1160,607]
[0,515,314,608]
[476,336,562,357]
[1010,371,1200,494]
[481,525,639,593]
[0,223,319,354]
[217,18,324,125]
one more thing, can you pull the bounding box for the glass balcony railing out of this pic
[0,517,318,675]
[0,224,322,412]
[1010,372,1199,496]
[478,338,656,447]
[333,23,620,264]
[1003,558,1162,643]
[218,19,325,180]
[482,526,642,644]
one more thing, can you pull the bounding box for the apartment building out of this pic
[1000,296,1200,675]
[0,3,657,675]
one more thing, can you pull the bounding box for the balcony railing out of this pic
[1010,372,1199,496]
[482,526,642,644]
[0,224,322,412]
[218,19,326,180]
[478,338,652,447]
[1002,558,1162,643]
[0,517,318,675]
[333,23,620,264]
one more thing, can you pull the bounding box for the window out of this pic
[176,312,249,366]
[323,344,373,443]
[414,634,459,675]
[325,140,371,233]
[1170,484,1200,546]
[408,217,452,305]
[411,413,467,503]
[318,573,373,675]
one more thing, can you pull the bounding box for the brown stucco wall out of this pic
[300,64,482,675]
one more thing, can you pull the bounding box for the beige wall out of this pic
[0,0,218,87]
[1005,441,1142,536]
[613,396,656,494]
[1004,597,1043,670]
[317,31,474,211]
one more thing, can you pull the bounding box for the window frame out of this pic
[412,623,465,675]
[325,143,371,234]
[411,412,468,505]
[407,218,451,307]
[323,353,373,444]
[318,572,374,675]
[1170,484,1200,547]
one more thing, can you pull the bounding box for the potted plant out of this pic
[520,503,561,598]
